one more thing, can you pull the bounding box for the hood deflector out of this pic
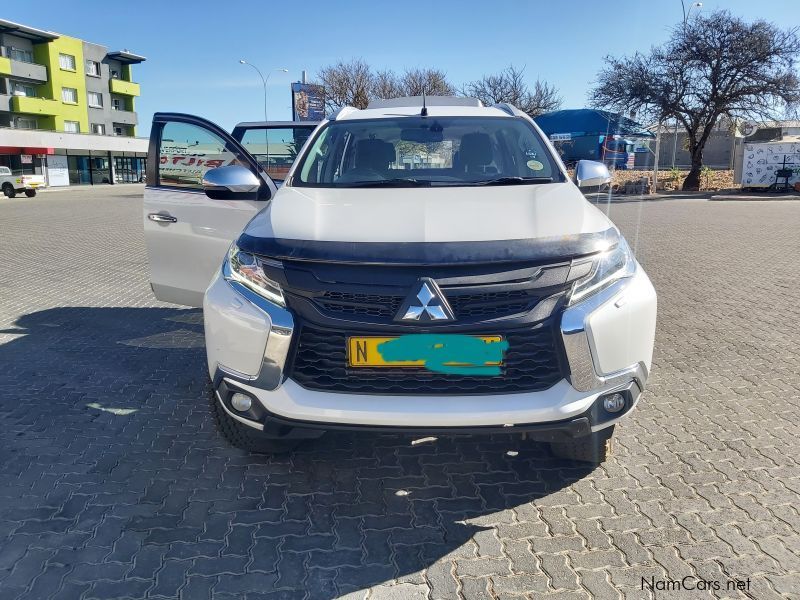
[237,228,619,266]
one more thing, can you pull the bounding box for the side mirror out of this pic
[202,165,261,199]
[574,160,612,188]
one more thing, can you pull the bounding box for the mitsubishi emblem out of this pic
[396,278,454,322]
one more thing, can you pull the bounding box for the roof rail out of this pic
[492,103,526,117]
[329,106,358,121]
[367,96,483,109]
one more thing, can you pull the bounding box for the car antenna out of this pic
[420,92,428,117]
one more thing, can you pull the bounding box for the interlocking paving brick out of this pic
[0,187,798,599]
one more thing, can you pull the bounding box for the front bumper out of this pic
[203,263,657,432]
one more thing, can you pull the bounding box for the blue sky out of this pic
[5,1,799,135]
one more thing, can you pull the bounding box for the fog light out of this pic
[603,393,625,413]
[231,392,252,412]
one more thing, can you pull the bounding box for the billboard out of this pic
[292,82,325,121]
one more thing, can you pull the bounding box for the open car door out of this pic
[143,113,278,307]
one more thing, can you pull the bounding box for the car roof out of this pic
[332,96,518,121]
[337,105,514,120]
[233,120,320,128]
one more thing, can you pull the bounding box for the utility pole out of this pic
[653,123,661,191]
[671,120,679,168]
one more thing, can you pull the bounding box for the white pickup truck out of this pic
[0,166,46,198]
[143,97,657,464]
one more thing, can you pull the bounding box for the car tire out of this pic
[2,184,15,198]
[208,381,301,454]
[549,425,614,464]
[25,189,36,198]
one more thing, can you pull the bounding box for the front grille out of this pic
[289,324,563,395]
[317,291,402,318]
[447,290,536,318]
[315,289,537,320]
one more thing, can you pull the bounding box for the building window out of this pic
[85,59,101,77]
[114,126,126,136]
[91,123,106,135]
[112,97,123,111]
[88,91,103,108]
[114,156,146,183]
[11,82,35,97]
[61,87,78,104]
[58,53,76,71]
[6,47,34,63]
[15,117,37,130]
[64,120,80,133]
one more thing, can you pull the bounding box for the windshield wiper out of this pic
[473,176,555,186]
[343,178,431,188]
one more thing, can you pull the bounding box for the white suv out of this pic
[143,97,657,463]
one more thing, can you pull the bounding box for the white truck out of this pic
[0,166,46,198]
[142,97,657,464]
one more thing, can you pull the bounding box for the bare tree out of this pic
[400,68,455,97]
[462,66,561,117]
[371,69,403,100]
[317,61,457,111]
[317,58,373,111]
[591,11,800,190]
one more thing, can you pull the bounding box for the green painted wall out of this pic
[122,64,137,134]
[32,35,89,133]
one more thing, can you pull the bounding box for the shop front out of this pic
[65,154,112,185]
[0,128,148,187]
[114,156,146,183]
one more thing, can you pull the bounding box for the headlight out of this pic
[569,237,636,305]
[226,244,285,306]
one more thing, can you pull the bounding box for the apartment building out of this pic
[0,19,147,185]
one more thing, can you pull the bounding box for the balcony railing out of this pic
[109,79,140,97]
[0,53,48,82]
[11,96,61,116]
[110,109,138,125]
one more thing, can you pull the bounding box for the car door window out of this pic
[158,121,240,189]
[238,127,313,182]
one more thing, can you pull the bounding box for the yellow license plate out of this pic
[348,335,504,367]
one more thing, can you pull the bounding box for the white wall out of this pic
[45,155,70,186]
[2,128,148,153]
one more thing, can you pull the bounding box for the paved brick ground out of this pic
[1,186,799,599]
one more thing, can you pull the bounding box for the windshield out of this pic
[292,116,562,187]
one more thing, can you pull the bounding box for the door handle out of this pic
[148,213,177,223]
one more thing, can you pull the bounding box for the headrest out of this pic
[355,139,396,169]
[459,133,492,166]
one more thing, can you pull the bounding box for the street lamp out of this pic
[675,2,701,168]
[238,60,288,122]
[238,61,288,173]
[681,1,702,26]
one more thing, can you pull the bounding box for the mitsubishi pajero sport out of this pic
[143,96,657,463]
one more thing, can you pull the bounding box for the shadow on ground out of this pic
[0,307,592,599]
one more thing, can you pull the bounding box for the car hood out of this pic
[245,182,613,243]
